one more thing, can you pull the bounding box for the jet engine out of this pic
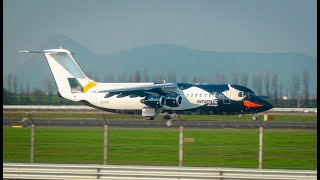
[141,96,166,108]
[165,94,182,107]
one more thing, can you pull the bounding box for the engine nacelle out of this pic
[165,94,182,107]
[141,96,166,108]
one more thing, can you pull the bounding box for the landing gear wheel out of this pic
[144,116,155,120]
[163,113,180,126]
[252,114,259,121]
[163,114,171,120]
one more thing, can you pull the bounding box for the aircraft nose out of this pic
[262,100,273,111]
[243,98,273,111]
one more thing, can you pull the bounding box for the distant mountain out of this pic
[101,44,316,83]
[15,35,317,96]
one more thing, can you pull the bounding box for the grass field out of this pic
[3,112,317,121]
[3,127,317,170]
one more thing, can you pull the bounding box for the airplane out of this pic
[20,48,273,122]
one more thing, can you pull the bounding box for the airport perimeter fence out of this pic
[3,115,317,171]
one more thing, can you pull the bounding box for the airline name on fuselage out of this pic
[196,99,218,106]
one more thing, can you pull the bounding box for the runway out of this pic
[3,118,317,129]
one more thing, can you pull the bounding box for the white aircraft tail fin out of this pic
[20,48,97,98]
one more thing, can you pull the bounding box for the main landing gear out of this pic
[144,116,155,120]
[142,107,157,121]
[162,112,179,126]
[163,113,171,120]
[142,107,180,126]
[144,113,179,126]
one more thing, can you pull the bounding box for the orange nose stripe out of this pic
[244,100,263,108]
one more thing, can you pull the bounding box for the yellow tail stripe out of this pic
[83,81,97,93]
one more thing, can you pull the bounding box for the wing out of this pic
[97,83,179,98]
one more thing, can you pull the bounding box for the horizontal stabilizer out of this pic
[18,50,43,53]
[19,50,75,55]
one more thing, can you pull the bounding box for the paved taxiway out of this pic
[3,118,317,129]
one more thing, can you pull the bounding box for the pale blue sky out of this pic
[4,0,317,75]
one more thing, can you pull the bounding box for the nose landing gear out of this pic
[252,113,259,121]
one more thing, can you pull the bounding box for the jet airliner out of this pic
[20,48,273,121]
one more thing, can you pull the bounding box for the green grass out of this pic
[3,112,317,121]
[3,127,317,170]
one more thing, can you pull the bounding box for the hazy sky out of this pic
[4,0,317,75]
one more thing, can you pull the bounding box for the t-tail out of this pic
[19,48,97,101]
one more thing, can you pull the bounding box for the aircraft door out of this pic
[223,91,230,104]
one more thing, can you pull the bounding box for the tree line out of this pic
[3,70,316,107]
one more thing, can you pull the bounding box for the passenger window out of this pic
[191,94,193,97]
[199,94,202,97]
[195,94,197,97]
[187,94,189,97]
[209,94,211,97]
[205,94,207,97]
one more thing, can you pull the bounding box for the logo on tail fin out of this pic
[83,81,97,93]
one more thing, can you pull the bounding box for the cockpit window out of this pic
[238,92,244,97]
